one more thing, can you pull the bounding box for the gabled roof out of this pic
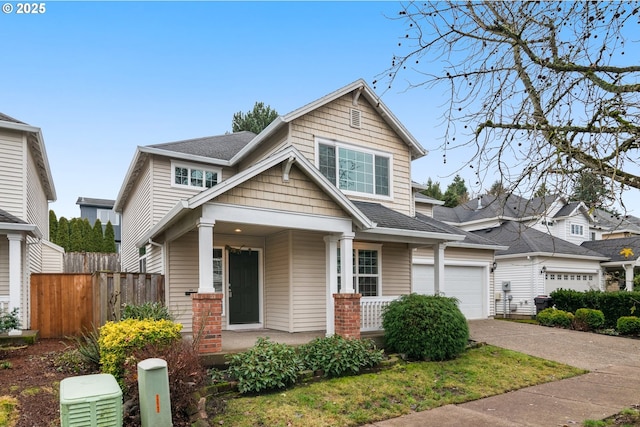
[0,113,56,201]
[434,193,560,224]
[230,79,426,164]
[472,221,607,259]
[148,131,256,161]
[591,209,640,235]
[415,212,507,250]
[415,192,445,206]
[581,236,640,263]
[0,208,42,238]
[76,197,115,208]
[354,201,458,236]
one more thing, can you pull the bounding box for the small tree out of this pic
[488,180,507,197]
[231,101,278,134]
[90,219,104,252]
[56,217,70,252]
[69,219,85,252]
[421,178,444,200]
[103,221,117,253]
[49,210,58,242]
[443,175,469,208]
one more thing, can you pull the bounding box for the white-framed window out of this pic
[97,208,120,226]
[139,247,147,273]
[316,138,392,198]
[171,161,221,190]
[337,243,382,297]
[570,223,584,236]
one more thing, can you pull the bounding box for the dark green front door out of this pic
[228,250,260,324]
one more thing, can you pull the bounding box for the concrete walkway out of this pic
[364,319,640,427]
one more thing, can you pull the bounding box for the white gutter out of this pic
[139,146,232,167]
[0,223,42,239]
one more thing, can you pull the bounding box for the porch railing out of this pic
[360,296,398,331]
[0,295,9,313]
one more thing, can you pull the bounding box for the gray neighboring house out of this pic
[76,197,121,252]
[582,236,640,291]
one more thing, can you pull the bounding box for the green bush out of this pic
[227,337,303,394]
[0,307,20,334]
[382,294,469,361]
[536,308,574,328]
[573,308,605,331]
[98,318,182,383]
[298,335,384,378]
[617,316,640,335]
[551,289,640,328]
[120,302,173,321]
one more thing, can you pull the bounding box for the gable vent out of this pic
[350,108,362,129]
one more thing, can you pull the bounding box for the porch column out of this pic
[192,293,223,354]
[340,232,355,293]
[624,264,634,291]
[324,235,339,336]
[334,293,361,339]
[197,219,215,293]
[434,243,445,295]
[8,234,23,335]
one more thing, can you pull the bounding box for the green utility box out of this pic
[60,373,122,427]
[138,358,172,427]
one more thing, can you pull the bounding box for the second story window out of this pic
[172,161,220,190]
[317,139,391,198]
[570,224,584,236]
[97,208,120,226]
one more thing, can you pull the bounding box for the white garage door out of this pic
[412,265,485,319]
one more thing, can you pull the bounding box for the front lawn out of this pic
[211,344,585,426]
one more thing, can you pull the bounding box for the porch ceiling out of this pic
[212,220,287,237]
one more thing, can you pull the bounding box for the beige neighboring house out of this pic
[0,112,62,334]
[115,80,503,335]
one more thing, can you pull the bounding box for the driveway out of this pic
[366,319,640,427]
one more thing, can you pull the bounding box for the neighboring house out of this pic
[76,196,122,252]
[115,79,502,336]
[590,208,640,241]
[582,236,640,291]
[434,194,609,316]
[0,112,60,333]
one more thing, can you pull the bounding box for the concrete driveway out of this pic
[365,319,640,427]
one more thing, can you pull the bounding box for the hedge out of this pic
[550,289,640,328]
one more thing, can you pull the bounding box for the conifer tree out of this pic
[69,219,85,252]
[90,219,104,252]
[56,217,70,252]
[49,210,58,242]
[103,221,117,253]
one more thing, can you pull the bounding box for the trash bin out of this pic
[534,295,553,314]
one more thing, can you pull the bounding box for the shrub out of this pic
[382,294,469,361]
[549,289,587,313]
[573,308,605,331]
[98,318,182,383]
[551,289,640,328]
[122,340,205,427]
[298,335,384,378]
[0,308,20,334]
[120,302,173,321]
[617,316,640,335]
[536,308,574,328]
[227,338,303,394]
[67,324,101,370]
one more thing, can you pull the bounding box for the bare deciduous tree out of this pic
[378,1,640,210]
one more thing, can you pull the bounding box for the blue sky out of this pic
[2,1,639,219]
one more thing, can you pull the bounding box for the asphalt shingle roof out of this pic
[149,131,256,160]
[581,236,640,262]
[591,209,640,234]
[352,201,457,235]
[415,212,503,247]
[0,112,26,124]
[472,221,607,258]
[76,197,115,208]
[0,208,27,225]
[434,194,558,223]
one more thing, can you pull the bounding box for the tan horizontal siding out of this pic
[291,231,326,332]
[121,161,152,272]
[167,230,199,333]
[238,126,289,170]
[264,232,290,331]
[0,132,26,218]
[215,165,349,218]
[414,247,494,263]
[381,242,411,296]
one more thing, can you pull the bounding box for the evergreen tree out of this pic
[231,102,278,134]
[56,217,70,252]
[571,172,611,210]
[90,219,104,252]
[49,210,58,242]
[421,178,444,200]
[443,175,469,208]
[488,180,507,197]
[69,219,85,252]
[103,221,117,253]
[534,183,550,198]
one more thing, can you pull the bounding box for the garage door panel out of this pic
[412,265,485,319]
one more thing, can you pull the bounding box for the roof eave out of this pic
[446,242,509,250]
[141,146,232,167]
[229,117,286,164]
[135,200,189,247]
[496,252,608,261]
[0,223,43,239]
[360,227,465,242]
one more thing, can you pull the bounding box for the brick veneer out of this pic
[192,293,223,354]
[334,293,361,339]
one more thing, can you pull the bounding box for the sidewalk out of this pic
[363,319,640,427]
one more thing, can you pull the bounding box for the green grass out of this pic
[211,345,586,427]
[583,407,640,426]
[0,396,18,427]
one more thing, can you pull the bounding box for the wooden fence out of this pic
[63,252,121,273]
[30,272,164,338]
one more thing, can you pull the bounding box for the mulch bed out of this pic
[0,338,73,427]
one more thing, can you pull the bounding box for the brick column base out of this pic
[334,293,361,339]
[192,293,223,354]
